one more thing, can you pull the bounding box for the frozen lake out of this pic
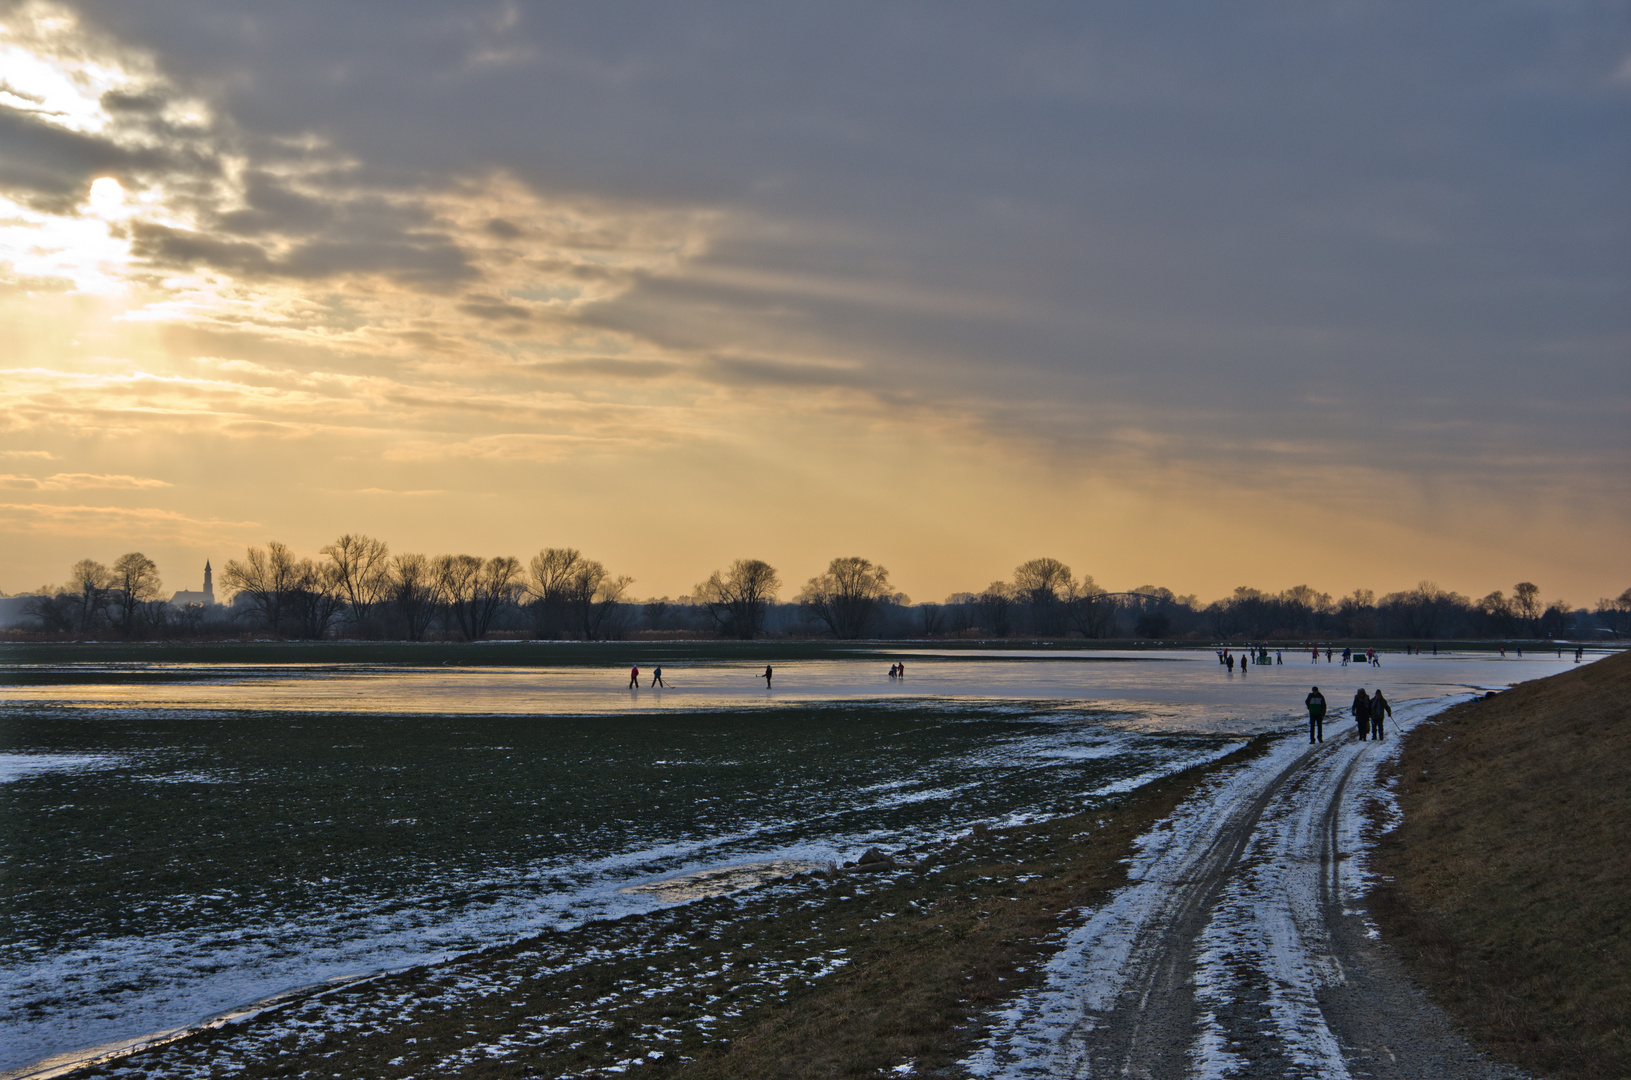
[0,647,1592,1073]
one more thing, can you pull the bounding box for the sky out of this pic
[1,1,1627,607]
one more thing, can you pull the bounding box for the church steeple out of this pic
[203,560,213,597]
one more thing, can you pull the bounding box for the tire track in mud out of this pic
[968,707,1528,1079]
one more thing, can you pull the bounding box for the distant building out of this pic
[170,560,217,607]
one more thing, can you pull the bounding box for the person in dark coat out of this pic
[1305,686,1327,743]
[1370,689,1391,738]
[1352,688,1372,740]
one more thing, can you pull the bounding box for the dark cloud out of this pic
[527,358,680,380]
[23,2,1631,477]
[457,294,533,322]
[0,105,152,207]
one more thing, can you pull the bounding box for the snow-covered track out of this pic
[968,699,1527,1079]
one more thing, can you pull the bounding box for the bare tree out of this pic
[1383,580,1467,640]
[694,558,781,639]
[285,558,346,640]
[1065,575,1116,638]
[1513,581,1541,634]
[321,533,391,637]
[434,555,484,640]
[23,591,80,633]
[390,553,441,641]
[564,559,633,640]
[798,556,898,639]
[918,602,945,637]
[109,552,163,637]
[473,556,523,639]
[223,542,309,634]
[1594,587,1631,637]
[66,558,113,633]
[973,581,1015,637]
[525,547,582,639]
[643,598,672,632]
[1013,557,1073,634]
[432,555,520,640]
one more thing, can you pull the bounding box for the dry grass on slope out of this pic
[1372,649,1631,1080]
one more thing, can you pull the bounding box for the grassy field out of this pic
[1371,649,1631,1080]
[73,739,1269,1079]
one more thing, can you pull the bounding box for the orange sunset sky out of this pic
[2,3,1627,607]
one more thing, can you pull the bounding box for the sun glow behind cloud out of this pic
[0,2,1625,604]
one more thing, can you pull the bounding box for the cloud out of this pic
[0,1,1623,601]
[0,501,253,540]
[0,472,170,490]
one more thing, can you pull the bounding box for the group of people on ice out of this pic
[1217,647,1280,672]
[1302,685,1391,743]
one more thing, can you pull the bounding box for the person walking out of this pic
[1306,686,1327,743]
[629,665,640,689]
[1370,689,1391,739]
[650,665,665,688]
[1352,687,1372,740]
[762,664,773,689]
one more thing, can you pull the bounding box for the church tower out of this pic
[203,560,214,602]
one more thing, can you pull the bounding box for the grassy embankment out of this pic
[1372,649,1630,1080]
[83,739,1269,1080]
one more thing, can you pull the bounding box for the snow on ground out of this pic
[964,696,1455,1079]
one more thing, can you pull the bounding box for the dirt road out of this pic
[967,699,1528,1080]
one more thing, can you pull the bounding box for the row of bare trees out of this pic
[215,537,636,641]
[15,543,1628,641]
[22,553,167,637]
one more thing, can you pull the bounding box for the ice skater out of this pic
[1370,689,1391,738]
[650,665,665,688]
[1306,686,1327,743]
[629,665,640,689]
[762,664,773,689]
[1352,687,1372,740]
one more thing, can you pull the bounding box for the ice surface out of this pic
[0,649,1581,728]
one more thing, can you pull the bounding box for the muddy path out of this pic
[967,701,1527,1079]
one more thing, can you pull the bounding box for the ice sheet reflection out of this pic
[0,650,1584,733]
